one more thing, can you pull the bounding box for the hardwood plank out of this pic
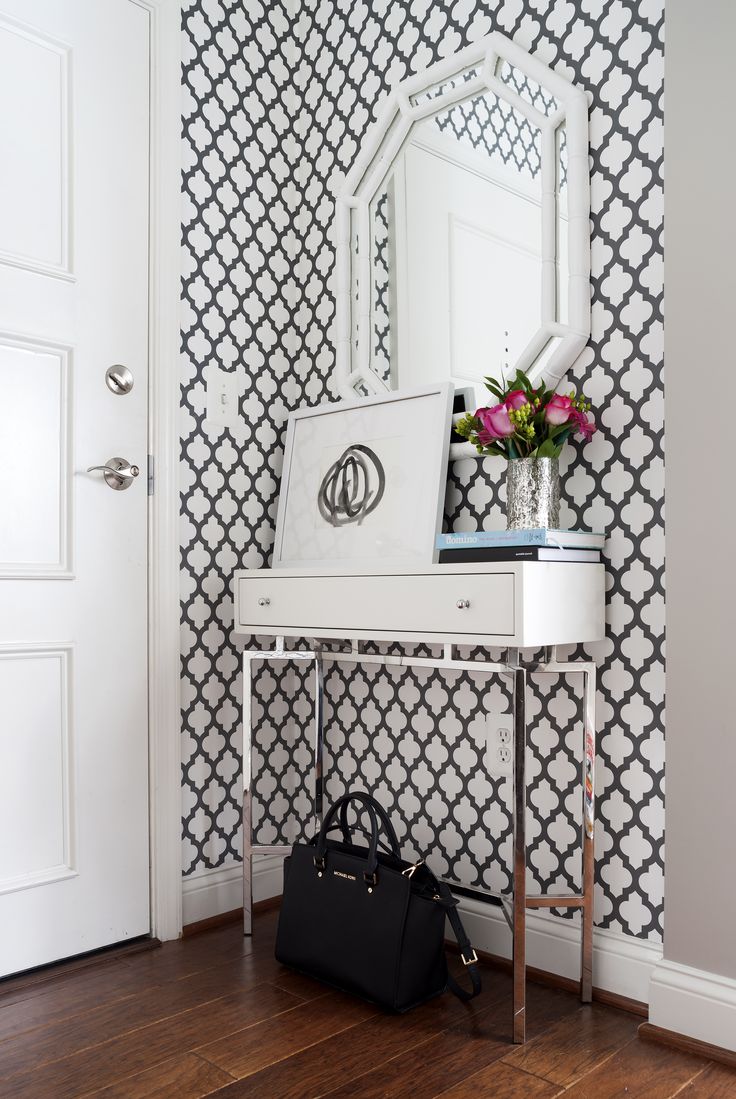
[0,952,294,1080]
[268,968,337,1001]
[111,924,259,984]
[0,922,258,1016]
[321,980,581,1099]
[204,986,512,1099]
[82,1052,235,1098]
[0,938,158,1001]
[0,913,277,1048]
[0,962,144,1044]
[197,991,378,1078]
[437,1061,561,1098]
[1,984,300,1099]
[501,1002,640,1085]
[0,921,292,1051]
[678,1062,736,1097]
[561,1037,710,1097]
[0,955,158,1015]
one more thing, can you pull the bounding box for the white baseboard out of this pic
[649,958,736,1053]
[454,896,661,1006]
[181,862,660,1005]
[181,854,285,928]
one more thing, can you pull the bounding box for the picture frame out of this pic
[272,384,455,571]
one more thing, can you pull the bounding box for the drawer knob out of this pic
[257,597,271,607]
[456,599,470,609]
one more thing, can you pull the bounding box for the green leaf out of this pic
[535,438,559,458]
[547,422,570,439]
[507,438,518,459]
[484,381,505,401]
[555,427,572,448]
[513,368,533,394]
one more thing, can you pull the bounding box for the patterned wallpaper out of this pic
[181,0,665,941]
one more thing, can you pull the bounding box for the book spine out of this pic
[436,530,544,549]
[439,548,543,562]
[438,548,601,563]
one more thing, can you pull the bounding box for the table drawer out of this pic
[237,571,515,640]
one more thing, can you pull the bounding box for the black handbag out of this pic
[274,791,482,1012]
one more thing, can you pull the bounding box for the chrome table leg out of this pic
[313,643,326,830]
[580,662,596,1002]
[242,652,254,936]
[512,663,527,1044]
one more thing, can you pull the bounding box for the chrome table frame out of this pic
[241,638,596,1044]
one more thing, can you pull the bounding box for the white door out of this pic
[0,0,150,975]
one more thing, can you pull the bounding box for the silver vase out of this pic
[505,457,560,530]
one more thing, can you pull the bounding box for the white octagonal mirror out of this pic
[334,32,591,405]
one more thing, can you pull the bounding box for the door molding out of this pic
[137,0,182,941]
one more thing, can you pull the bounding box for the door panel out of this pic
[0,337,71,574]
[0,0,150,975]
[0,646,73,891]
[0,17,70,274]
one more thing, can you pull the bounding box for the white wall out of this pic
[651,0,736,1050]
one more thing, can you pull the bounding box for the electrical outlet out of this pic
[485,714,513,776]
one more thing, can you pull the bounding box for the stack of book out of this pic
[436,528,604,563]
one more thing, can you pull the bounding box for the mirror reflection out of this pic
[360,66,568,405]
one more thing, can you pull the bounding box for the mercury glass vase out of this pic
[505,457,560,530]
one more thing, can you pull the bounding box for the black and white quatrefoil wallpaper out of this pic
[181,0,664,942]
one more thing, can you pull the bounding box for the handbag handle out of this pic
[315,792,398,881]
[336,791,402,860]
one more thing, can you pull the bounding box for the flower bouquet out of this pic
[455,368,596,459]
[455,369,597,529]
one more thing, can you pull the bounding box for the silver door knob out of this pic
[105,365,134,395]
[87,457,140,491]
[456,599,470,609]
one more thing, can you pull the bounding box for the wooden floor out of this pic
[1,910,736,1098]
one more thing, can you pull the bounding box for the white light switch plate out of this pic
[485,713,513,777]
[205,365,239,428]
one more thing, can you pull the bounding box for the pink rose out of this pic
[571,408,597,441]
[545,394,574,425]
[504,389,528,410]
[476,403,515,439]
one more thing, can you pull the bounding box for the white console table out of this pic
[233,561,605,1043]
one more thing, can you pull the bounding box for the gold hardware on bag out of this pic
[462,950,478,966]
[401,860,424,878]
[333,870,356,881]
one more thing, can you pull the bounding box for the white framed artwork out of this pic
[272,385,454,570]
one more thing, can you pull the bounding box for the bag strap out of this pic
[315,794,382,879]
[434,881,482,1002]
[337,791,402,859]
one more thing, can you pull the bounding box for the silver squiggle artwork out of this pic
[318,444,386,527]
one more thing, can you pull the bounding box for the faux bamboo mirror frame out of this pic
[334,32,591,403]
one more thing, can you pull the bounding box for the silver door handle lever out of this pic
[87,457,140,490]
